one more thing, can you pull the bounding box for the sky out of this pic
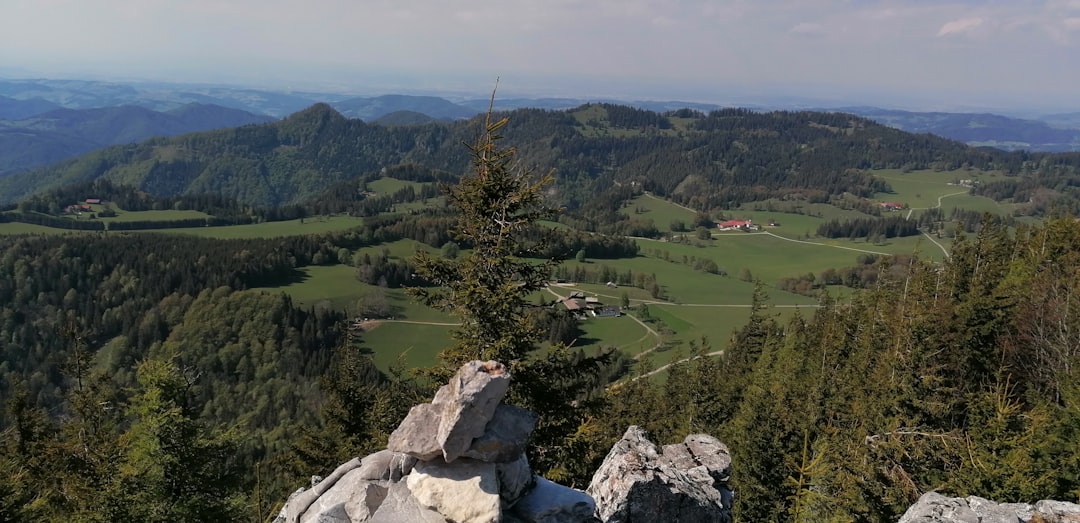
[4,0,1080,112]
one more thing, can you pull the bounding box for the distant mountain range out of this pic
[2,76,1080,171]
[833,107,1080,152]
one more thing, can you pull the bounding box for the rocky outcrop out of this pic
[899,491,1080,523]
[274,360,597,523]
[586,426,733,523]
[389,360,514,463]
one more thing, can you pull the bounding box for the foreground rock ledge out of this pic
[587,426,733,523]
[274,360,594,523]
[899,491,1080,523]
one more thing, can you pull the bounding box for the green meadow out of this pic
[0,222,78,235]
[100,208,211,222]
[361,321,456,371]
[629,194,697,232]
[155,216,364,238]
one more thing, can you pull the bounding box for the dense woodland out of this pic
[2,105,1080,522]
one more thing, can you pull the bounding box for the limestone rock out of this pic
[388,360,510,463]
[434,360,512,462]
[275,457,363,523]
[463,404,537,463]
[511,476,597,523]
[299,469,387,523]
[406,456,502,523]
[387,403,443,461]
[587,426,732,523]
[369,481,447,523]
[357,449,417,482]
[898,491,1080,523]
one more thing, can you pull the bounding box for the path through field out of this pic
[904,190,966,258]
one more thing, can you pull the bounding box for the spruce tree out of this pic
[409,108,558,370]
[408,102,616,484]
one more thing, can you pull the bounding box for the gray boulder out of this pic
[368,482,447,523]
[406,456,502,523]
[898,491,1080,523]
[299,471,387,523]
[356,449,417,482]
[389,360,511,462]
[385,402,445,461]
[587,426,732,523]
[275,457,364,523]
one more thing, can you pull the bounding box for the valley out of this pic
[2,101,1078,521]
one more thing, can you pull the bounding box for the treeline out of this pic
[106,216,258,230]
[533,228,641,259]
[550,264,666,299]
[916,207,1018,235]
[16,178,308,222]
[590,103,673,130]
[816,215,919,239]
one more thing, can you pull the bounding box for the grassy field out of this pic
[153,216,364,238]
[629,194,697,232]
[0,216,364,238]
[572,315,656,356]
[254,263,453,323]
[0,222,81,235]
[101,208,211,222]
[871,169,1012,209]
[631,235,874,290]
[360,321,455,371]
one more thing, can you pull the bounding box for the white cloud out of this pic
[937,17,985,37]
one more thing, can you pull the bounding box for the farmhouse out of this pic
[64,204,93,214]
[557,293,621,318]
[717,219,756,231]
[880,202,905,211]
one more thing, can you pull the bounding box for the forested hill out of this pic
[0,103,274,175]
[4,102,1079,210]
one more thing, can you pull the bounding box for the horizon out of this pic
[4,1,1080,115]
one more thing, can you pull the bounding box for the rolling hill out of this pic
[0,103,274,175]
[3,102,1079,217]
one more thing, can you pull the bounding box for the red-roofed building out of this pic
[880,202,905,211]
[717,219,755,231]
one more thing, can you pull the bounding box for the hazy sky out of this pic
[4,0,1080,110]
